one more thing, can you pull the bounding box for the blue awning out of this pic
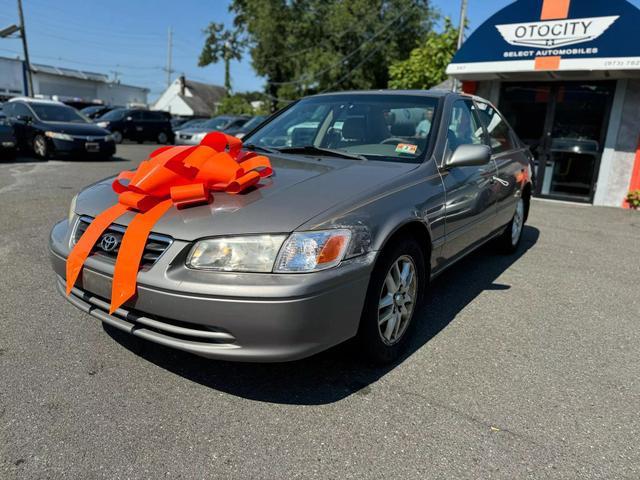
[447,0,640,79]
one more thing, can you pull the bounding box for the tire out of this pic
[356,237,426,364]
[32,135,49,159]
[157,131,168,144]
[496,197,526,254]
[111,131,123,144]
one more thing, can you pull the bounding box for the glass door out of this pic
[500,81,615,203]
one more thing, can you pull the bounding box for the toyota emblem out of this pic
[99,233,119,252]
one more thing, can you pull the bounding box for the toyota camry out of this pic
[50,90,532,364]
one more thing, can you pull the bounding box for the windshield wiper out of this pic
[243,143,280,154]
[276,145,367,161]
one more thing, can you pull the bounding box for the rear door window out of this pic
[475,102,515,154]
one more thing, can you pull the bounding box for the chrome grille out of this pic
[73,216,172,267]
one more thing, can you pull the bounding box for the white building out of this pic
[153,76,226,116]
[0,56,148,106]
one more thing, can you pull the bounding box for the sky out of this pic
[0,0,637,101]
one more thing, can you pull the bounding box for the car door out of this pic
[440,99,499,260]
[475,101,526,229]
[8,102,35,150]
[125,110,146,141]
[142,111,161,141]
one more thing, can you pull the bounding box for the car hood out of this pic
[76,154,417,241]
[43,122,110,136]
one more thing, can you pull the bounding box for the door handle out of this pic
[492,176,509,187]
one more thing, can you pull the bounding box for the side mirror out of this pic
[446,144,491,168]
[16,114,31,123]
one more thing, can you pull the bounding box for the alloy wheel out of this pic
[33,136,47,158]
[158,132,168,144]
[377,255,417,345]
[511,198,524,246]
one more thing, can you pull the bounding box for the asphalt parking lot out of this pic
[1,144,639,479]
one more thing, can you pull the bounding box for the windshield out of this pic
[201,117,231,130]
[81,106,102,115]
[241,115,266,131]
[30,104,89,124]
[180,119,207,129]
[97,108,126,121]
[244,94,438,163]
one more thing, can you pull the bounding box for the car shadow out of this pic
[105,225,540,405]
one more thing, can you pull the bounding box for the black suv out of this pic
[3,98,115,159]
[95,108,174,144]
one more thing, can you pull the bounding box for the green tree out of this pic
[216,94,254,115]
[228,0,437,110]
[388,17,458,90]
[198,23,245,92]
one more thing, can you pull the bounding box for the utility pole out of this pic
[223,40,231,93]
[110,70,121,83]
[453,0,468,92]
[165,26,173,87]
[16,0,33,97]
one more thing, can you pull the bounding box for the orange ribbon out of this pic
[66,132,273,313]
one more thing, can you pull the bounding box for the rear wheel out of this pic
[157,131,168,144]
[32,135,49,159]
[357,237,425,364]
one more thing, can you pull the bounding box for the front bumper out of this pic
[49,218,374,362]
[175,134,202,145]
[50,138,116,156]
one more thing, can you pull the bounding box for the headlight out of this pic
[96,121,109,128]
[187,235,287,272]
[275,229,352,273]
[45,131,74,141]
[104,134,115,142]
[193,132,206,141]
[68,194,78,224]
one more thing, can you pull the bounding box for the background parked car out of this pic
[0,111,16,158]
[80,105,118,120]
[224,114,267,139]
[95,108,174,144]
[170,115,208,130]
[172,118,207,133]
[175,115,250,145]
[3,98,115,159]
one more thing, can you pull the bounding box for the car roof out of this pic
[8,97,66,106]
[311,89,454,99]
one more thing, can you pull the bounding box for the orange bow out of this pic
[66,132,273,313]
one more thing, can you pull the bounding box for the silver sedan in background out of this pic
[175,115,250,145]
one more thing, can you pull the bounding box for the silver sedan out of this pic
[50,90,533,363]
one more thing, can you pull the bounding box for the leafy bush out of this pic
[626,189,640,209]
[216,94,254,115]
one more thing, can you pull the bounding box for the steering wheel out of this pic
[380,137,407,145]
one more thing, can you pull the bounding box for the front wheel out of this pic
[111,130,123,144]
[356,237,425,364]
[496,197,525,253]
[32,135,49,159]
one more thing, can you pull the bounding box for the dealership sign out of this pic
[447,0,640,76]
[496,16,618,48]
